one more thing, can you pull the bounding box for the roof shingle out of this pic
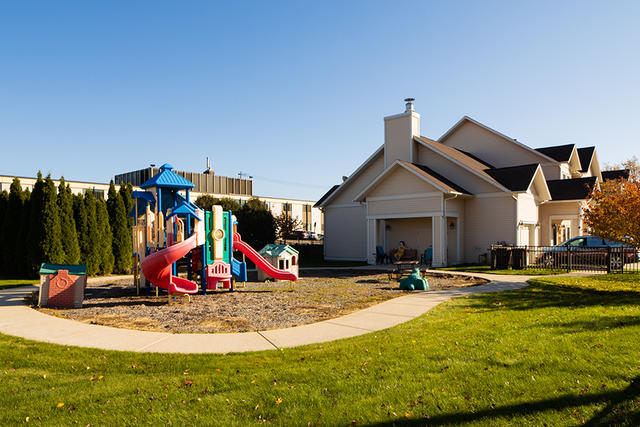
[484,164,540,192]
[546,177,596,200]
[535,144,575,162]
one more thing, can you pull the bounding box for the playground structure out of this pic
[131,163,297,299]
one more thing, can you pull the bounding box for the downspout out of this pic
[512,193,518,245]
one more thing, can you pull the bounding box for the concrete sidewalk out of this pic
[0,273,529,354]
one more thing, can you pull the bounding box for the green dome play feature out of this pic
[398,268,429,291]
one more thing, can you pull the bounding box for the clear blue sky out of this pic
[1,1,638,200]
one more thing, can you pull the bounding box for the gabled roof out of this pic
[167,201,201,220]
[455,149,495,168]
[546,177,597,201]
[437,116,558,163]
[602,169,630,181]
[535,144,575,162]
[406,163,471,194]
[577,147,595,172]
[316,145,384,207]
[354,160,470,202]
[259,244,298,258]
[140,164,195,190]
[414,136,511,192]
[485,164,540,192]
[314,184,340,208]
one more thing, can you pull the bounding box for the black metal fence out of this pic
[490,245,640,273]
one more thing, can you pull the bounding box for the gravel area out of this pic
[35,270,487,333]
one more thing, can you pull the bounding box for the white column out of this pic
[367,218,376,265]
[431,215,446,267]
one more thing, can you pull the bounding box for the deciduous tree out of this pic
[194,195,242,213]
[584,179,640,249]
[236,198,276,249]
[274,212,302,241]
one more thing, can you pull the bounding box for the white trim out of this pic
[325,203,362,209]
[366,192,442,202]
[545,199,586,205]
[474,192,513,198]
[383,111,418,122]
[318,145,384,207]
[367,211,455,220]
[353,160,456,202]
[525,164,552,201]
[436,115,558,164]
[414,137,512,193]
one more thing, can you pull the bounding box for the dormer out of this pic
[534,144,582,180]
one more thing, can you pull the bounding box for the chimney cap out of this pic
[404,98,415,112]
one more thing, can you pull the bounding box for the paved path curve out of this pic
[0,271,530,354]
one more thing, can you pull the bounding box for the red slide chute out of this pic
[233,233,298,281]
[140,234,199,294]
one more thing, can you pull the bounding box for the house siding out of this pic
[441,121,549,168]
[330,152,385,205]
[368,197,442,217]
[416,145,499,194]
[323,205,367,260]
[539,201,585,245]
[463,195,517,263]
[367,167,439,197]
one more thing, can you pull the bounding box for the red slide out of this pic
[141,234,199,294]
[233,233,298,281]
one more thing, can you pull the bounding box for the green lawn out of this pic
[436,264,566,275]
[1,274,639,425]
[0,279,38,290]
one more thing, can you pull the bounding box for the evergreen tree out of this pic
[57,178,81,264]
[38,176,65,269]
[1,181,22,274]
[0,190,7,269]
[96,198,114,275]
[16,189,31,276]
[73,193,89,267]
[26,172,46,275]
[107,182,131,273]
[0,180,23,274]
[82,191,100,275]
[119,182,134,227]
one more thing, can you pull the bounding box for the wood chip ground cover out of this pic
[35,270,486,333]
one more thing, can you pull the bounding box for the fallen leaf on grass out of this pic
[56,402,64,408]
[275,397,283,405]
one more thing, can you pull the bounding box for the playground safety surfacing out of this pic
[0,272,529,353]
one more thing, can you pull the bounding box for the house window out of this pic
[282,203,292,216]
[303,204,312,231]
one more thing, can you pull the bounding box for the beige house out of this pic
[316,99,627,266]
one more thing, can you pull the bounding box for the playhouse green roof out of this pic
[258,244,299,258]
[139,164,195,190]
[39,263,87,275]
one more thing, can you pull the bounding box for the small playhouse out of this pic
[257,244,299,282]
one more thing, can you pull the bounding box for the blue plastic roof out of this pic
[167,202,201,220]
[131,190,156,204]
[140,164,195,190]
